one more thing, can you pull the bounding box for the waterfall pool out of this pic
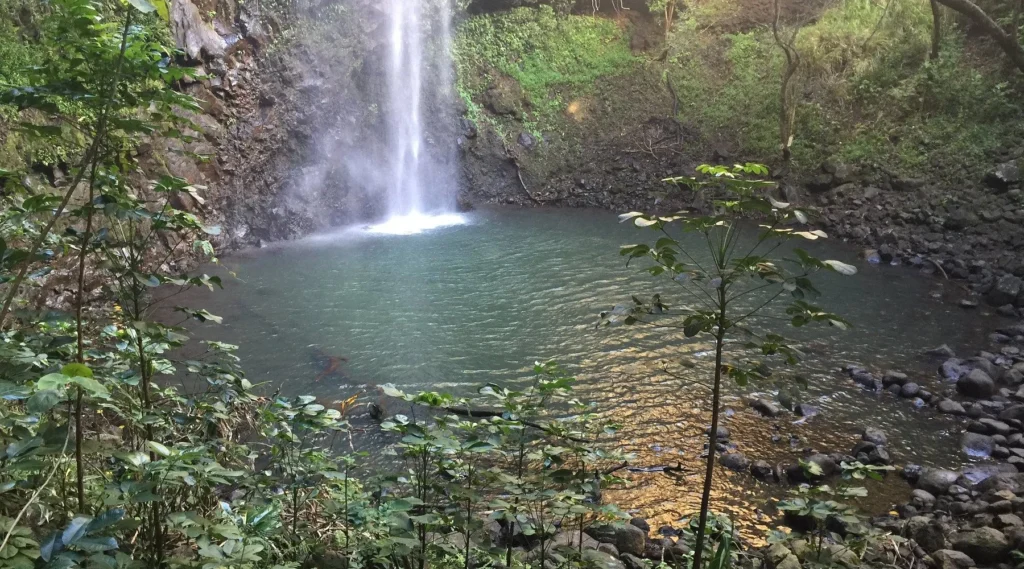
[175,206,1001,534]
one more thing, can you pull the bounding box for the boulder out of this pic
[597,543,619,557]
[706,426,730,441]
[951,527,1011,563]
[995,513,1024,528]
[931,550,976,569]
[910,489,936,508]
[906,516,945,553]
[867,446,891,465]
[938,399,966,415]
[619,553,644,569]
[979,418,1012,436]
[750,460,774,481]
[988,275,1023,307]
[961,432,995,457]
[917,468,959,495]
[628,517,650,533]
[581,549,626,569]
[883,370,910,386]
[612,524,646,556]
[957,369,995,399]
[551,531,600,550]
[984,161,1021,190]
[974,472,1022,494]
[1000,404,1024,423]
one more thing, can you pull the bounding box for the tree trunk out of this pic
[691,287,727,569]
[934,0,1024,72]
[773,0,801,175]
[930,0,942,59]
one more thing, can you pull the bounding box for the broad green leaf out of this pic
[36,373,68,391]
[5,437,42,459]
[27,390,62,414]
[88,509,125,532]
[146,441,171,457]
[62,516,92,546]
[60,363,92,378]
[69,376,109,399]
[115,451,150,467]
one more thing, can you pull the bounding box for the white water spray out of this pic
[368,0,465,235]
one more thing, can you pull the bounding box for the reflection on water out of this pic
[175,207,999,536]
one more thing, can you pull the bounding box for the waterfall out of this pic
[368,0,465,235]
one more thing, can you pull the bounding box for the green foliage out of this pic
[773,461,900,565]
[664,0,1023,180]
[455,6,636,119]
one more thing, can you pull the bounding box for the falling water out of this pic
[369,0,465,235]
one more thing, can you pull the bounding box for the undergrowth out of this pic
[667,0,1024,180]
[454,6,636,122]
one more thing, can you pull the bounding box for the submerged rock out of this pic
[795,403,819,417]
[927,345,956,358]
[751,398,782,417]
[883,370,909,386]
[750,460,774,481]
[863,427,888,446]
[719,452,750,472]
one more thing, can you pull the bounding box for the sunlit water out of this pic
[176,207,1002,536]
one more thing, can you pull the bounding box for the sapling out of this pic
[604,163,855,569]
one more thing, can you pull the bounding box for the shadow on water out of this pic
[168,206,1004,538]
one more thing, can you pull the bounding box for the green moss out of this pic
[454,6,636,122]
